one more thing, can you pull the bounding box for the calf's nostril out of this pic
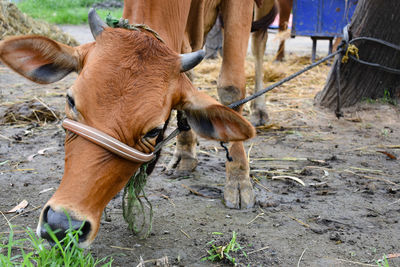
[40,206,91,244]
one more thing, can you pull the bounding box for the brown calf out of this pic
[0,10,255,247]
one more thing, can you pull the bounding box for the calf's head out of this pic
[0,10,255,247]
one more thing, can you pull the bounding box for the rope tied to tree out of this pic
[334,25,400,117]
[341,44,359,64]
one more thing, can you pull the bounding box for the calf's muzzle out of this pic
[39,206,91,245]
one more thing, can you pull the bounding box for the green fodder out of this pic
[0,0,78,46]
[122,164,153,239]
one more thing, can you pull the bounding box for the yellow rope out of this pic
[342,44,359,63]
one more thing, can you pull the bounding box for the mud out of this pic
[0,56,399,266]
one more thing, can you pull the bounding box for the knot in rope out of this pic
[106,14,165,43]
[341,44,359,64]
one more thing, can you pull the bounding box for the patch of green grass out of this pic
[376,255,390,267]
[362,97,376,104]
[362,89,397,106]
[349,251,357,257]
[201,231,248,265]
[17,0,123,25]
[0,223,113,266]
[381,89,397,106]
[381,128,390,137]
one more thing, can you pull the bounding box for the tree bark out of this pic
[315,0,400,109]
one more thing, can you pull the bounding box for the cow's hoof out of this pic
[240,180,255,209]
[224,183,240,209]
[166,153,198,173]
[224,180,255,209]
[177,158,198,172]
[250,108,269,127]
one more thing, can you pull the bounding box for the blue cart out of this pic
[292,0,358,61]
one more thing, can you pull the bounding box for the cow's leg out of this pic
[276,0,293,61]
[167,119,198,173]
[251,29,269,126]
[250,0,277,126]
[276,40,286,62]
[167,2,220,174]
[219,0,254,209]
[167,33,199,173]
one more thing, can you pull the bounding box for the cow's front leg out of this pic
[250,0,276,126]
[224,141,255,209]
[218,87,254,208]
[167,111,198,173]
[219,0,255,209]
[167,131,198,173]
[251,29,269,126]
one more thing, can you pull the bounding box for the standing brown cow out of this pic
[123,0,260,209]
[124,0,282,211]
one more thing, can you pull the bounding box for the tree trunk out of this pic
[315,0,400,109]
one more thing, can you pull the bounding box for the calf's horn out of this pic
[180,50,205,72]
[88,8,108,39]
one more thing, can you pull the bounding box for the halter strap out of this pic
[62,118,155,163]
[62,117,190,163]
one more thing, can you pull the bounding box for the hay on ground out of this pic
[1,100,60,124]
[0,0,78,46]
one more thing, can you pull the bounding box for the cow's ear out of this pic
[182,90,256,142]
[0,36,79,84]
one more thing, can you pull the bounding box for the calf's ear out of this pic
[0,36,79,84]
[182,90,256,142]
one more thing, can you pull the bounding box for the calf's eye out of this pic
[67,94,75,108]
[144,127,162,138]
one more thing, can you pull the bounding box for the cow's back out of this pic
[123,0,221,53]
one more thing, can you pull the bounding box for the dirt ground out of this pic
[1,49,400,267]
